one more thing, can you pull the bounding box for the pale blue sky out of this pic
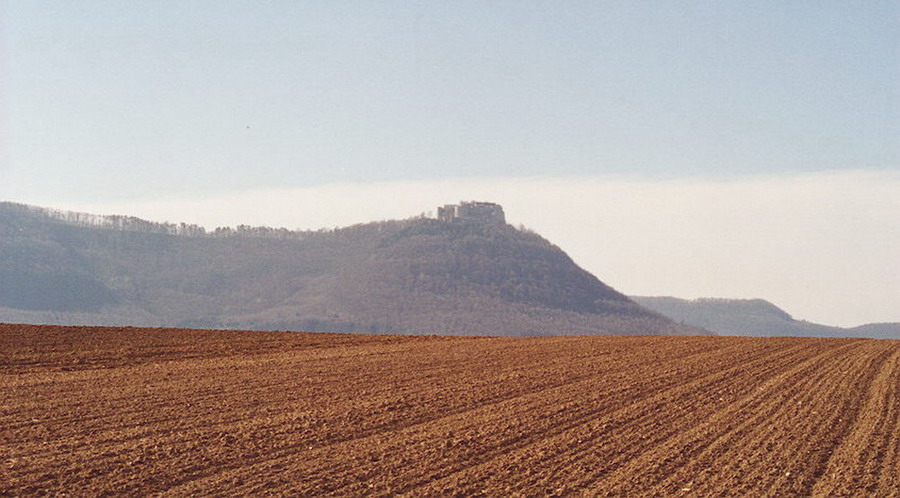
[2,2,898,327]
[2,1,897,203]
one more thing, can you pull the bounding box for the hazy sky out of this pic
[2,2,898,327]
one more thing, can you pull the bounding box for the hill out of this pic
[632,296,899,339]
[3,324,898,495]
[0,202,696,336]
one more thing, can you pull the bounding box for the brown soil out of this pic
[2,324,898,496]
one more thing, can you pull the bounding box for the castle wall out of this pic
[438,201,505,224]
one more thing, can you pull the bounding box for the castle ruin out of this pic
[437,201,505,224]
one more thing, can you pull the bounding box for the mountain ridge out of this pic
[632,295,898,339]
[0,201,699,336]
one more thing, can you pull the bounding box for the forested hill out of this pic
[0,202,700,336]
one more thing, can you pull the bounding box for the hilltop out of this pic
[0,201,696,336]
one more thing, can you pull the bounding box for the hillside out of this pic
[0,202,696,336]
[632,296,900,339]
[4,324,898,495]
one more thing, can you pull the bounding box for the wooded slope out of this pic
[0,202,694,336]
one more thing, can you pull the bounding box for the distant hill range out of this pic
[0,201,699,336]
[632,296,899,339]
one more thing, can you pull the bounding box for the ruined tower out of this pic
[437,201,505,224]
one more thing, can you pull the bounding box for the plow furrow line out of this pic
[193,341,795,495]
[406,341,816,496]
[810,345,900,496]
[153,340,758,495]
[591,340,881,495]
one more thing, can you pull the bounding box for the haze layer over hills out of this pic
[0,202,696,336]
[633,296,900,339]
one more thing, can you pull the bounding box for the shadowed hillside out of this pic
[0,202,698,336]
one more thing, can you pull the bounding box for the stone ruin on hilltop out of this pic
[437,201,506,224]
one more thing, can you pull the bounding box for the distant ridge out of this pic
[0,201,700,336]
[632,296,899,339]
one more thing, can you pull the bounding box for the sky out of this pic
[1,1,898,327]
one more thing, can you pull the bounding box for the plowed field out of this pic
[2,324,898,496]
